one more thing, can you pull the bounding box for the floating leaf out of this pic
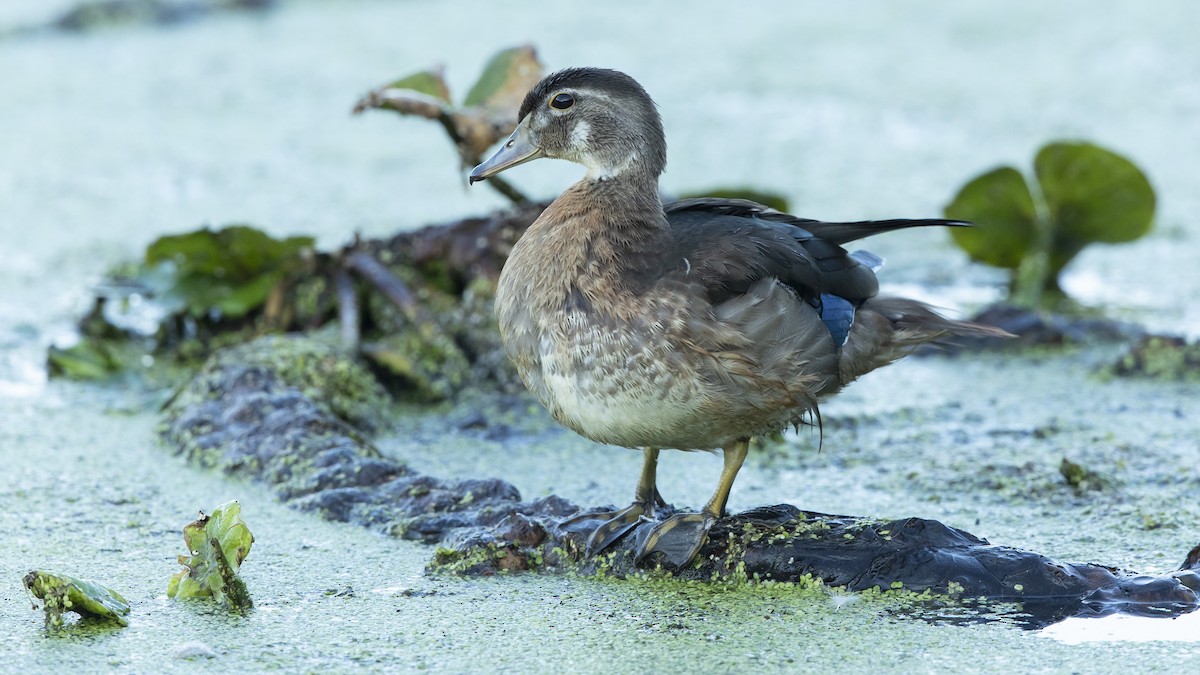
[945,166,1038,271]
[1059,457,1115,494]
[168,500,254,610]
[24,571,130,630]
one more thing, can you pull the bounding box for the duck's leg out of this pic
[634,438,750,568]
[561,448,666,555]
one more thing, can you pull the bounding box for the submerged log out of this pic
[440,504,1200,628]
[161,334,1200,629]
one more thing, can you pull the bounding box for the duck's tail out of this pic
[802,219,969,246]
[836,297,1013,386]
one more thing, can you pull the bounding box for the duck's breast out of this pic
[534,294,715,448]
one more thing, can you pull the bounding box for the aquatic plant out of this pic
[143,224,315,321]
[353,45,544,205]
[944,141,1154,308]
[23,571,130,630]
[168,500,255,610]
[1106,334,1200,381]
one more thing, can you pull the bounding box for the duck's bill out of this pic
[469,123,544,184]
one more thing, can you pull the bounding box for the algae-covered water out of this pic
[3,0,1199,672]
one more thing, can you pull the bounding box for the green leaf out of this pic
[146,225,312,281]
[142,225,313,320]
[352,69,451,120]
[1035,141,1155,245]
[386,68,451,104]
[46,340,121,379]
[168,500,254,610]
[462,45,542,111]
[944,166,1039,270]
[212,270,283,319]
[24,571,130,630]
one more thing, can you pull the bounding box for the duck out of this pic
[469,67,1006,568]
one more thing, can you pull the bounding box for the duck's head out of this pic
[470,67,666,184]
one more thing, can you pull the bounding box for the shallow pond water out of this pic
[2,0,1199,671]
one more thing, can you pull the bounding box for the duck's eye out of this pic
[549,93,575,110]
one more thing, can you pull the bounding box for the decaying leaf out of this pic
[24,571,131,630]
[454,45,543,159]
[352,45,544,162]
[351,67,452,119]
[462,45,541,115]
[168,500,255,610]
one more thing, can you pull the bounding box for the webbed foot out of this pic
[633,512,715,568]
[560,489,666,556]
[584,503,652,555]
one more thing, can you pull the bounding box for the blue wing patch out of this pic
[817,249,879,346]
[849,249,884,271]
[819,294,855,347]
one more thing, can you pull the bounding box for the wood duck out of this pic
[470,68,1006,568]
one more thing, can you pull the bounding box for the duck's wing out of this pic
[664,198,1009,386]
[666,197,967,246]
[665,198,958,307]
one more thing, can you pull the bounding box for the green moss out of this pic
[171,333,391,432]
[1107,335,1200,381]
[428,541,542,576]
[361,329,470,402]
[1059,457,1116,494]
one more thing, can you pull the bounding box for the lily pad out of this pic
[1036,141,1156,248]
[944,141,1154,306]
[168,500,255,610]
[945,166,1037,271]
[23,571,130,630]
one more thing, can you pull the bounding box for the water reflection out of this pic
[1042,611,1200,644]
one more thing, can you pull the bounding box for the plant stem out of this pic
[1012,182,1056,309]
[435,112,531,206]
